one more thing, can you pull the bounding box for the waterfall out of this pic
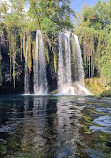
[65,32,72,86]
[24,30,91,95]
[72,34,92,95]
[34,30,48,95]
[72,34,84,82]
[24,38,30,94]
[58,32,74,95]
[58,33,65,93]
[58,32,92,95]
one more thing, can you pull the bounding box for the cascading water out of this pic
[24,30,91,95]
[72,34,92,95]
[72,34,84,82]
[24,38,30,94]
[58,33,65,93]
[58,32,74,95]
[58,32,92,95]
[34,30,48,95]
[64,32,72,86]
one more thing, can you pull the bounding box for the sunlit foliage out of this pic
[75,0,111,85]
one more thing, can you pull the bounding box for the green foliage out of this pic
[0,1,8,17]
[5,11,24,87]
[75,0,111,85]
[2,0,30,87]
[28,0,74,32]
[41,17,58,33]
[100,34,111,85]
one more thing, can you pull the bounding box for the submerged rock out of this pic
[89,115,111,133]
[89,126,111,133]
[93,115,111,127]
[96,108,111,114]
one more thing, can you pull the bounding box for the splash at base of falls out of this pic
[57,86,76,95]
[57,82,92,95]
[73,82,92,95]
[23,93,30,96]
[34,87,48,95]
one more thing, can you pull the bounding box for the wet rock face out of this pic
[0,49,25,94]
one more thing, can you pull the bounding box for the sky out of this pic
[1,0,105,13]
[71,0,105,12]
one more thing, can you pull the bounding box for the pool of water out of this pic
[0,95,111,158]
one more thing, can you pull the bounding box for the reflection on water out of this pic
[21,97,48,154]
[55,98,83,158]
[0,96,111,158]
[22,97,82,157]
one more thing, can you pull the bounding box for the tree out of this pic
[28,0,74,32]
[4,0,26,88]
[75,0,111,85]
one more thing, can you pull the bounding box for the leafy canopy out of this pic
[75,0,111,85]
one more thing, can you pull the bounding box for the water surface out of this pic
[0,95,111,158]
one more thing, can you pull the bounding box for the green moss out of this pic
[100,88,111,97]
[85,77,108,95]
[83,114,93,122]
[89,108,106,115]
[82,125,90,133]
[81,110,93,133]
[50,89,57,94]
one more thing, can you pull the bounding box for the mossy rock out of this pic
[50,89,57,94]
[85,77,108,95]
[100,89,111,97]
